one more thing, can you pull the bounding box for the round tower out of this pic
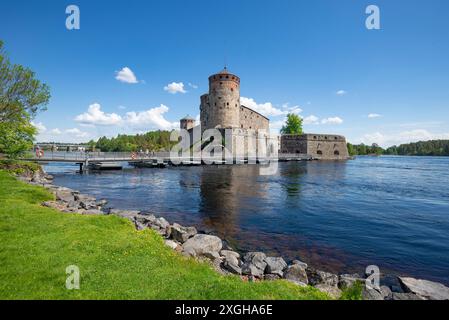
[180,115,195,130]
[202,68,240,130]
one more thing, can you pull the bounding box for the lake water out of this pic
[45,156,449,285]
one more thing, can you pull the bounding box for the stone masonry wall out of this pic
[281,134,350,160]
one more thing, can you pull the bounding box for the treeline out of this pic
[347,140,449,156]
[89,131,176,152]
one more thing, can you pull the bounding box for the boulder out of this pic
[74,194,96,202]
[82,209,104,215]
[398,277,449,300]
[265,257,287,277]
[283,264,308,285]
[241,252,267,278]
[182,234,223,260]
[170,223,197,243]
[379,285,393,300]
[392,292,425,300]
[315,284,342,299]
[55,190,74,203]
[135,214,157,225]
[109,209,140,220]
[338,273,364,290]
[292,260,308,269]
[307,268,338,287]
[264,274,281,281]
[220,250,242,275]
[164,239,182,251]
[362,287,384,300]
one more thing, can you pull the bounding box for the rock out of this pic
[264,274,281,281]
[109,209,140,220]
[398,277,449,300]
[82,209,104,215]
[79,200,98,210]
[392,292,425,300]
[265,257,287,277]
[182,234,223,260]
[241,252,267,278]
[306,268,338,287]
[283,264,308,285]
[292,260,308,269]
[223,261,242,275]
[362,287,384,300]
[96,199,108,207]
[380,285,392,300]
[338,273,364,290]
[74,194,96,202]
[170,223,197,243]
[55,190,74,203]
[315,284,342,299]
[135,214,157,225]
[164,240,182,251]
[220,250,240,266]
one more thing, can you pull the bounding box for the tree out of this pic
[0,40,50,157]
[280,113,303,135]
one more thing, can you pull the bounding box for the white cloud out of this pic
[75,103,122,126]
[356,129,449,148]
[118,105,127,110]
[164,82,187,94]
[188,83,198,89]
[336,90,347,96]
[50,128,62,135]
[303,115,319,125]
[31,121,46,133]
[124,104,178,130]
[368,113,382,118]
[115,67,139,84]
[241,97,301,118]
[321,116,343,125]
[65,128,88,138]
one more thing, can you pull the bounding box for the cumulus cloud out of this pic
[336,90,347,96]
[164,82,187,94]
[124,104,178,130]
[31,121,47,133]
[321,117,344,125]
[356,129,449,148]
[75,103,122,126]
[303,115,319,125]
[368,113,382,118]
[240,97,301,118]
[115,67,139,84]
[50,128,62,135]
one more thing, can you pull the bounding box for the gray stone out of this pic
[109,209,140,220]
[338,273,364,290]
[315,284,342,299]
[182,234,223,259]
[164,239,182,251]
[220,250,240,266]
[362,287,384,300]
[392,292,425,300]
[283,264,308,285]
[135,214,157,225]
[265,257,287,277]
[74,194,96,202]
[292,260,308,269]
[55,190,74,203]
[307,268,338,287]
[79,200,98,210]
[380,285,392,300]
[243,252,267,271]
[242,263,265,277]
[223,261,242,275]
[170,223,197,243]
[82,209,104,215]
[264,274,281,281]
[399,277,449,300]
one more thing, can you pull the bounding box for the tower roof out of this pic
[181,115,195,121]
[218,66,229,74]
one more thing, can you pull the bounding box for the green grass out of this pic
[0,170,331,300]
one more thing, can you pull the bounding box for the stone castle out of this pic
[180,68,349,160]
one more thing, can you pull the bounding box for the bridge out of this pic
[21,151,313,171]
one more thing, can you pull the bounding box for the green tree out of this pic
[0,40,50,157]
[280,113,303,135]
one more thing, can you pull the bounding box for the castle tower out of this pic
[200,67,240,131]
[180,115,196,130]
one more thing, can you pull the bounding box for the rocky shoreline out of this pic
[18,168,449,300]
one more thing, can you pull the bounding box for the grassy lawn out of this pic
[0,170,331,300]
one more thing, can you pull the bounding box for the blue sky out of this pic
[1,0,448,147]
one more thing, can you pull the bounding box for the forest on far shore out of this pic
[347,140,449,156]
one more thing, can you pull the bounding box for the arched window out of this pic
[317,150,323,155]
[334,150,340,155]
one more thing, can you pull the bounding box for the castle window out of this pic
[317,150,323,155]
[227,102,229,106]
[334,150,340,155]
[334,137,338,140]
[231,88,233,91]
[220,82,223,85]
[226,75,229,79]
[314,136,317,139]
[325,136,328,140]
[241,124,243,128]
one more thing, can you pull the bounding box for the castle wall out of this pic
[280,134,349,160]
[239,106,269,132]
